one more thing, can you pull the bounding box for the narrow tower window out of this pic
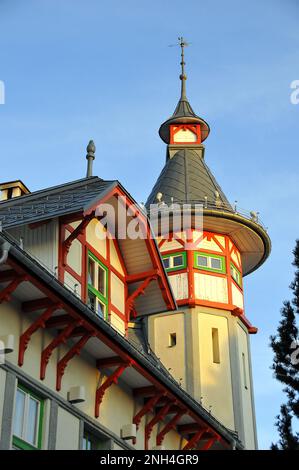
[169,333,177,347]
[212,328,220,364]
[242,352,248,389]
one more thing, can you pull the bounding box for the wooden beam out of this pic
[97,356,128,368]
[183,429,207,451]
[22,298,54,313]
[126,270,158,284]
[44,314,70,328]
[133,386,160,398]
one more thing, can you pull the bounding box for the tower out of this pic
[145,38,271,449]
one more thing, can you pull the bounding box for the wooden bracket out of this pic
[40,322,78,380]
[133,393,164,430]
[0,276,27,304]
[62,215,93,266]
[56,332,94,390]
[95,363,130,418]
[183,428,207,450]
[18,303,60,366]
[156,409,186,446]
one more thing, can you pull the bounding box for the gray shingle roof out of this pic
[0,177,116,228]
[146,148,232,209]
[159,96,210,144]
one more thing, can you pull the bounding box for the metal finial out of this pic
[86,140,96,178]
[178,36,189,100]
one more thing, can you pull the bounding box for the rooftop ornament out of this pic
[86,140,96,178]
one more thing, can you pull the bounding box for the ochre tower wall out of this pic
[147,229,258,449]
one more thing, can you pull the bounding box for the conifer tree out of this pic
[270,240,299,449]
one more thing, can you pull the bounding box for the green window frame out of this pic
[162,251,187,272]
[87,251,109,320]
[12,384,44,450]
[230,262,242,288]
[194,251,226,274]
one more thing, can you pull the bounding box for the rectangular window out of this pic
[13,385,44,450]
[88,257,95,286]
[82,431,110,450]
[230,262,242,288]
[162,252,186,272]
[194,252,226,274]
[87,251,108,320]
[242,352,248,389]
[212,328,220,364]
[169,333,177,347]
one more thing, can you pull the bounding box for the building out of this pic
[0,41,270,451]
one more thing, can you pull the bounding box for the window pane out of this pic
[212,328,220,364]
[163,258,170,269]
[173,255,183,267]
[198,255,208,267]
[97,300,105,318]
[25,397,39,445]
[88,291,96,311]
[83,436,92,450]
[13,389,25,438]
[211,258,221,270]
[98,265,106,296]
[88,258,95,286]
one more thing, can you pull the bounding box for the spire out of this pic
[158,38,210,144]
[86,140,96,178]
[179,36,188,101]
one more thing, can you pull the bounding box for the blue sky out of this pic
[1,0,299,449]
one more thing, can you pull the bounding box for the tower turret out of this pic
[145,38,271,449]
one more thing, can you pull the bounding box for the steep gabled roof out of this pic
[0,177,116,228]
[146,148,232,209]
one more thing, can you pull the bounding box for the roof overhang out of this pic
[79,182,177,315]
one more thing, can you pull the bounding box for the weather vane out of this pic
[169,37,191,99]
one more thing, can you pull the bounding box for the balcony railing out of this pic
[145,198,267,231]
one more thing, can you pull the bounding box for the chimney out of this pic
[0,180,30,201]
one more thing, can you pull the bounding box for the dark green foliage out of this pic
[270,240,299,449]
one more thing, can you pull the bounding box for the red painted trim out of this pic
[126,270,158,284]
[64,264,82,284]
[133,394,163,430]
[126,275,157,320]
[145,402,173,450]
[200,436,218,450]
[156,410,186,446]
[18,304,60,366]
[111,237,128,276]
[0,276,27,303]
[111,306,126,322]
[95,364,129,417]
[166,268,188,276]
[186,229,195,306]
[170,124,201,145]
[193,268,227,279]
[40,322,77,380]
[224,235,233,307]
[56,332,94,390]
[183,429,206,450]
